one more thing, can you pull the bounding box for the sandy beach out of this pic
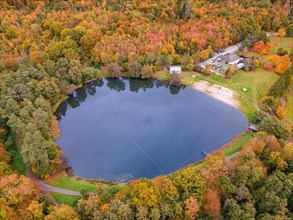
[192,81,240,108]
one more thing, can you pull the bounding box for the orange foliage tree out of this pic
[275,55,291,74]
[263,61,274,70]
[266,54,280,67]
[184,196,200,219]
[203,188,221,218]
[252,40,265,53]
[275,105,287,119]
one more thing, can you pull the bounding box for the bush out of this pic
[276,48,288,56]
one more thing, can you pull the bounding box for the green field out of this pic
[224,133,252,156]
[270,36,293,53]
[50,192,80,206]
[46,176,97,192]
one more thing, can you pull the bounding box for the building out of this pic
[169,65,182,74]
[218,54,242,65]
[248,124,258,132]
[237,63,245,69]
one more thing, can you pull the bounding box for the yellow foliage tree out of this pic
[131,179,161,208]
[45,205,79,220]
[275,105,287,119]
[277,28,286,37]
[266,54,280,67]
[283,143,293,161]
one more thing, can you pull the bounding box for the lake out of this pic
[55,78,248,182]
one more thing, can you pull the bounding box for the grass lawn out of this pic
[270,36,293,53]
[45,176,97,192]
[50,192,80,206]
[224,133,252,156]
[152,70,171,81]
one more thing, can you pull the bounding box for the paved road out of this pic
[199,44,240,67]
[25,164,81,196]
[39,182,81,196]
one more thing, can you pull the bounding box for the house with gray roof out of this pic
[218,54,242,65]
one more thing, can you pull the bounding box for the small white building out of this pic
[237,63,245,69]
[169,65,182,74]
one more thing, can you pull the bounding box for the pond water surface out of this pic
[55,78,248,182]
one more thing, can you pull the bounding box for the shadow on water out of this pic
[55,77,185,119]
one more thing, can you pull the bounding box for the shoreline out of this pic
[192,80,240,108]
[48,77,246,183]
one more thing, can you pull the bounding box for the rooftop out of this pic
[218,54,241,63]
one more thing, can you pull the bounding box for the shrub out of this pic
[276,48,288,56]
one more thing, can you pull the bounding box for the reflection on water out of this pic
[56,78,185,120]
[55,77,247,182]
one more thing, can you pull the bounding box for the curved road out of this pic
[25,164,81,196]
[39,182,81,196]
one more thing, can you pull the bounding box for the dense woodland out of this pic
[0,0,292,219]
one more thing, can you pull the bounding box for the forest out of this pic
[0,0,292,219]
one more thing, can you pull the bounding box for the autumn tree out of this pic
[252,40,265,53]
[170,73,181,86]
[107,63,122,78]
[45,205,79,220]
[141,65,153,79]
[130,179,161,208]
[129,60,142,78]
[202,188,221,218]
[0,174,43,220]
[184,196,199,219]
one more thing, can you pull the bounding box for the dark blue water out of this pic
[55,78,248,182]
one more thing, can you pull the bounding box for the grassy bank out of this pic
[45,175,97,192]
[50,192,80,206]
[224,133,252,156]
